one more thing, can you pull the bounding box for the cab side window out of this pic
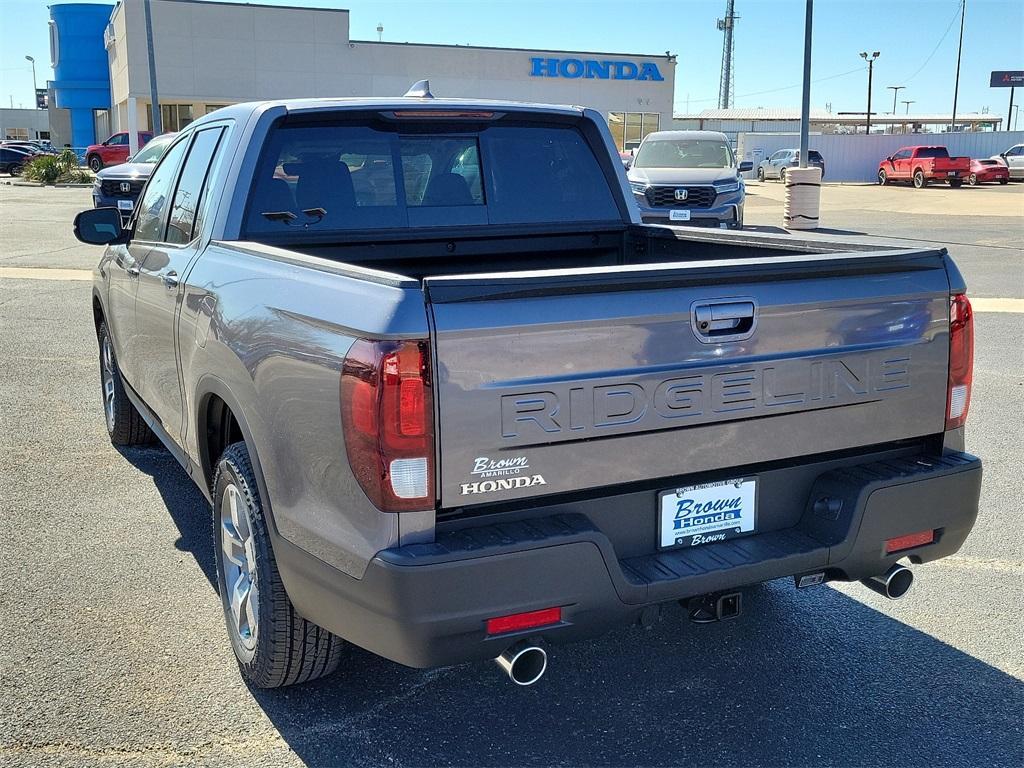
[166,128,225,245]
[133,138,189,242]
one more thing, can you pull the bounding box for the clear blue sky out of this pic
[1,0,1021,118]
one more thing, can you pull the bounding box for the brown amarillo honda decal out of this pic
[461,455,547,495]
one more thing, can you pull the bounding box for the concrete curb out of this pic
[1,180,94,188]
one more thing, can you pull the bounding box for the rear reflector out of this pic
[885,530,935,554]
[486,607,562,636]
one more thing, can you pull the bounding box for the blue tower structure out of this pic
[49,3,114,149]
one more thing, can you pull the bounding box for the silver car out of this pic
[992,144,1024,180]
[757,148,825,181]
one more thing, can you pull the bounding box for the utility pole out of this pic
[887,85,904,133]
[1009,88,1016,134]
[951,0,965,132]
[798,0,813,168]
[860,51,880,134]
[717,0,738,109]
[144,0,162,134]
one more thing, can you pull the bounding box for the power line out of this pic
[901,0,963,83]
[674,66,863,108]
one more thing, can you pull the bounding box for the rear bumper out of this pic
[276,451,981,669]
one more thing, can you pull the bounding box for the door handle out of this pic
[126,265,140,277]
[692,299,757,343]
[161,270,179,289]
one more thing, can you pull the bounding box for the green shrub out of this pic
[22,149,92,184]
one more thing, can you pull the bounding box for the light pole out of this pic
[951,0,966,132]
[860,51,880,134]
[25,55,37,107]
[376,22,383,42]
[886,85,904,133]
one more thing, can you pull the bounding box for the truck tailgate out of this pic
[425,250,951,509]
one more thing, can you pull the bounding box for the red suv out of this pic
[85,131,153,172]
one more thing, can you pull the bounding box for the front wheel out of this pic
[88,155,103,173]
[877,169,888,185]
[968,173,978,186]
[213,442,345,688]
[913,170,927,189]
[779,167,787,184]
[97,322,154,446]
[756,167,765,182]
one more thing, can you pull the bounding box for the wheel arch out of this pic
[193,377,280,537]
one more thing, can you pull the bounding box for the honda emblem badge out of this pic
[120,182,131,193]
[674,188,688,201]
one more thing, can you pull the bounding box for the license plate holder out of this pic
[669,209,691,222]
[659,478,757,549]
[117,199,134,211]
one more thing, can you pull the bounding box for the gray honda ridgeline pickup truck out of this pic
[74,93,981,689]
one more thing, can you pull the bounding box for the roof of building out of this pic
[674,108,1001,124]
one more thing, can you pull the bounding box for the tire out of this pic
[88,154,103,173]
[913,169,927,189]
[779,167,787,184]
[8,162,22,177]
[998,178,1008,185]
[756,166,765,182]
[949,179,963,188]
[98,321,154,446]
[877,169,888,185]
[213,442,345,688]
[968,173,978,186]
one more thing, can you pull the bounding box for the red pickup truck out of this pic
[85,131,153,172]
[877,146,970,188]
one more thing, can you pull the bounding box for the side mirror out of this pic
[125,155,133,162]
[624,159,632,170]
[738,161,753,173]
[74,208,128,245]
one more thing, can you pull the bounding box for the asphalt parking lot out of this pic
[1,182,1022,768]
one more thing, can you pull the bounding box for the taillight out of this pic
[340,338,434,512]
[946,293,974,430]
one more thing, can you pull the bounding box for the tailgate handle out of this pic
[692,299,757,342]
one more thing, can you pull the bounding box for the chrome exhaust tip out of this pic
[495,641,547,686]
[861,563,914,600]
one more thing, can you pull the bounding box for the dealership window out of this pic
[5,128,29,140]
[607,112,661,150]
[148,104,195,133]
[205,104,229,115]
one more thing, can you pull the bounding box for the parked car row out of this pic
[0,139,60,175]
[756,149,825,181]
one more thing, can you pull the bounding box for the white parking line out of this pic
[0,267,93,282]
[1,267,1023,314]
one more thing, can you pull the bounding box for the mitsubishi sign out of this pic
[990,71,1024,87]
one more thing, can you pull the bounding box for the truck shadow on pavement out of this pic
[117,446,217,589]
[250,582,1023,767]
[121,446,1023,767]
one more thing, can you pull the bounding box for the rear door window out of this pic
[243,120,618,236]
[166,127,225,245]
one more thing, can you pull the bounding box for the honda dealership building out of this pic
[49,0,676,151]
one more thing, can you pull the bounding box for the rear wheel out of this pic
[949,179,963,188]
[97,322,154,446]
[88,154,103,173]
[913,169,927,189]
[213,442,345,688]
[998,178,1008,185]
[877,169,888,185]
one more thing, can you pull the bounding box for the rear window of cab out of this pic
[243,120,619,235]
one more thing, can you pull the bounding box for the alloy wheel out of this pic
[101,335,116,432]
[220,483,259,655]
